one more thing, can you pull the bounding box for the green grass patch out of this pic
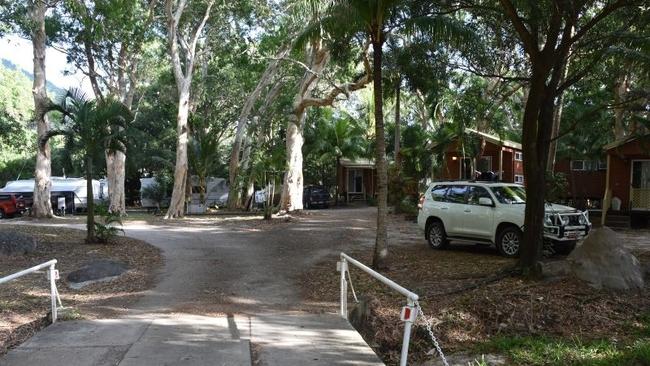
[475,335,650,366]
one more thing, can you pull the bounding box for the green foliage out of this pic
[304,108,369,187]
[545,171,569,203]
[141,174,172,211]
[43,89,131,242]
[93,204,124,244]
[476,336,650,366]
[0,64,35,187]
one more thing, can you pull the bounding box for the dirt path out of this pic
[2,207,388,366]
[121,207,379,315]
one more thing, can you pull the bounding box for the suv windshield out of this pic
[490,186,526,204]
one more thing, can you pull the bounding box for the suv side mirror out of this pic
[478,197,494,207]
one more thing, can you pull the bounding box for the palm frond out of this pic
[403,15,479,52]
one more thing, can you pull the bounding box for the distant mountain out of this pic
[2,58,66,97]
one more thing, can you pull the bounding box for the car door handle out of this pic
[464,209,471,213]
[440,207,449,210]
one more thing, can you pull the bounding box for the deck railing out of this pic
[631,188,650,210]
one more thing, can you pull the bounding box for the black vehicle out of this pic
[303,185,330,209]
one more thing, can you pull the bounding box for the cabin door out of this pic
[631,160,650,210]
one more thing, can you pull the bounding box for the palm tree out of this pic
[311,0,476,268]
[188,118,223,205]
[41,89,130,243]
[313,116,366,205]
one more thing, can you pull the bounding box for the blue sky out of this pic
[0,35,93,94]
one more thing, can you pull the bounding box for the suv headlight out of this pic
[578,211,589,225]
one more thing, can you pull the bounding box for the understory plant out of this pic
[94,204,124,243]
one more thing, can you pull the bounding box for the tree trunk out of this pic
[164,0,213,218]
[30,0,53,218]
[394,81,401,164]
[519,72,554,277]
[335,156,340,206]
[86,157,96,243]
[227,48,287,209]
[106,151,127,214]
[281,112,305,211]
[371,37,388,270]
[165,84,191,218]
[546,49,572,171]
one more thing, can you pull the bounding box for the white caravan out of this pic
[139,176,229,209]
[0,177,106,213]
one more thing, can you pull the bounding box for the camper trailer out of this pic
[139,176,229,211]
[0,177,106,214]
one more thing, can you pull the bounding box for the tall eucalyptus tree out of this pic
[163,0,214,218]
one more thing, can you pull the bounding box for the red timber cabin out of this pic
[336,158,377,203]
[552,158,607,209]
[601,134,650,227]
[435,129,524,183]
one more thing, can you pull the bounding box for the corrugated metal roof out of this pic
[340,158,375,169]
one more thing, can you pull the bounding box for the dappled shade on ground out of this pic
[0,225,162,355]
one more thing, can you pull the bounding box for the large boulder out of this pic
[567,227,644,290]
[67,259,128,289]
[0,229,37,256]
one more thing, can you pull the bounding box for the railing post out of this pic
[339,257,348,319]
[49,264,57,323]
[399,297,416,366]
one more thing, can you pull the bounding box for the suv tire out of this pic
[0,209,4,219]
[497,226,521,257]
[427,221,448,249]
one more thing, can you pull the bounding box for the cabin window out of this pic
[572,160,606,171]
[571,160,585,170]
[515,175,524,184]
[514,152,523,161]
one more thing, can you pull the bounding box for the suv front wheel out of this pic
[497,226,522,257]
[427,221,448,249]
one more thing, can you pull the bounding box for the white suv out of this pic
[417,181,591,257]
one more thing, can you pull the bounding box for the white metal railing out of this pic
[0,259,63,322]
[338,253,419,366]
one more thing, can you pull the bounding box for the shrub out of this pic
[93,204,124,244]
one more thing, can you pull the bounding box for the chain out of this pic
[415,300,449,366]
[345,268,359,303]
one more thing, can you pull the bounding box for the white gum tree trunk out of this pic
[281,113,306,211]
[164,0,214,218]
[280,41,371,212]
[31,0,53,218]
[227,48,288,209]
[167,84,191,218]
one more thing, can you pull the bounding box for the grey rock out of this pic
[0,229,37,256]
[567,227,644,290]
[67,259,127,285]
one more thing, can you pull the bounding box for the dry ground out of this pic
[0,225,162,355]
[301,215,650,365]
